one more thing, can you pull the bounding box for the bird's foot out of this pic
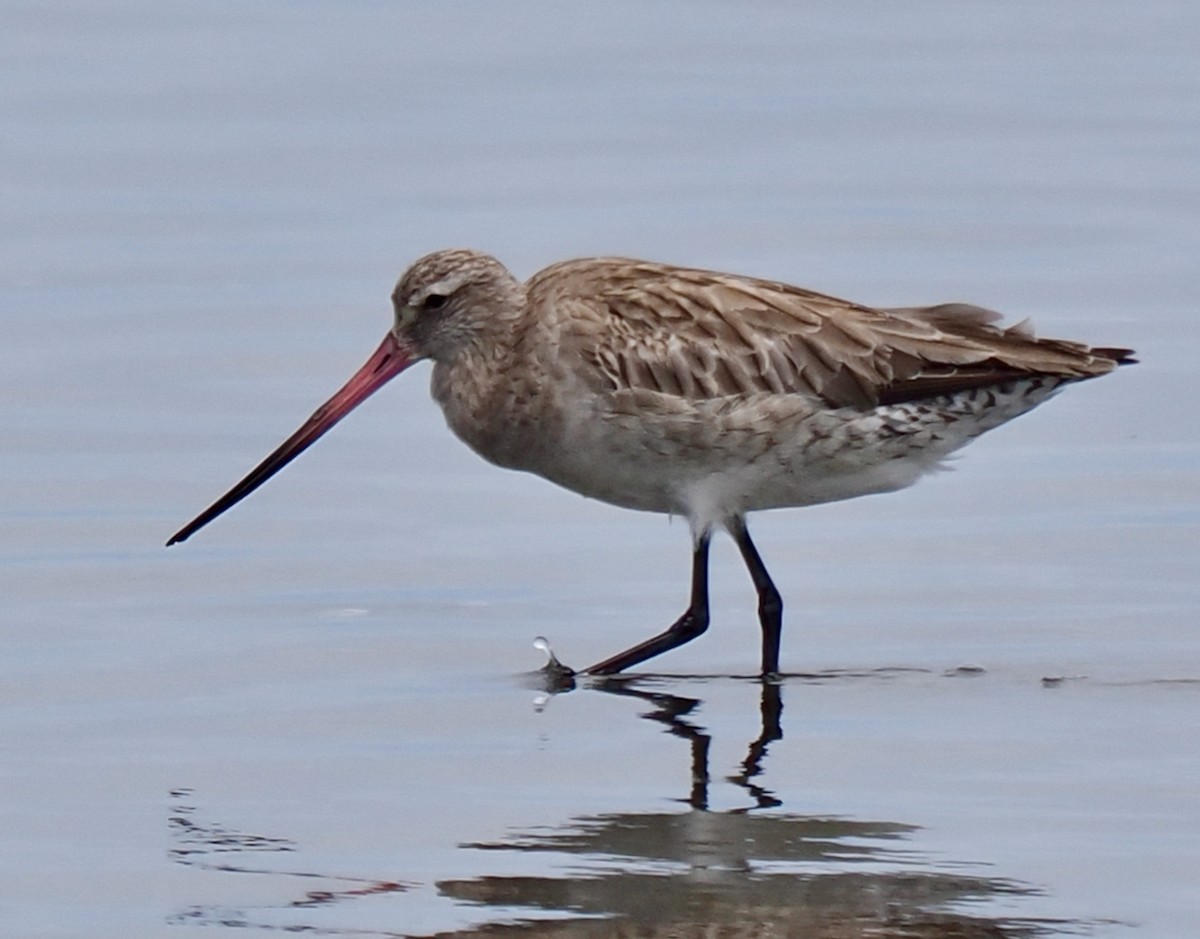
[533,636,577,691]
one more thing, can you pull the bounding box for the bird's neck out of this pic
[429,325,548,471]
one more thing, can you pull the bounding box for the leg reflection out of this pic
[591,677,783,811]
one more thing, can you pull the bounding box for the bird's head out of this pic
[166,248,516,546]
[389,249,524,363]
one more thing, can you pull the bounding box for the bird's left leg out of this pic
[728,516,784,676]
[583,528,711,675]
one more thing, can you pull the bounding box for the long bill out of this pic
[167,332,416,546]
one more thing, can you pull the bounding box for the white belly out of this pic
[508,379,1065,529]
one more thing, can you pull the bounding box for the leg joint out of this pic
[672,603,710,641]
[758,586,783,622]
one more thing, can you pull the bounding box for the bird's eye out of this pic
[423,293,448,311]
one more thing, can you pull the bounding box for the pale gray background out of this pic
[3,2,1197,937]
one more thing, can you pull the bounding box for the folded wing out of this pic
[541,259,1133,409]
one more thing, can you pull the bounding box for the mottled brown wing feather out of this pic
[538,259,1131,410]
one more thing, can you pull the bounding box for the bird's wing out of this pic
[540,259,1127,409]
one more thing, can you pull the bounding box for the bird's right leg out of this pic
[583,529,711,675]
[727,516,783,677]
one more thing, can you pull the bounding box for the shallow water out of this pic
[3,2,1199,937]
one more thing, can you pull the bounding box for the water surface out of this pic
[3,2,1198,937]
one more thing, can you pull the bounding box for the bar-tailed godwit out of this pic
[168,250,1133,676]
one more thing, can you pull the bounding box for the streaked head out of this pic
[390,249,524,361]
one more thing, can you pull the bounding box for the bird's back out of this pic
[506,258,1134,521]
[529,257,1132,410]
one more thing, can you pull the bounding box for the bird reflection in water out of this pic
[170,683,1090,938]
[445,678,1069,939]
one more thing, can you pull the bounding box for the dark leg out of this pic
[584,530,711,675]
[729,517,783,676]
